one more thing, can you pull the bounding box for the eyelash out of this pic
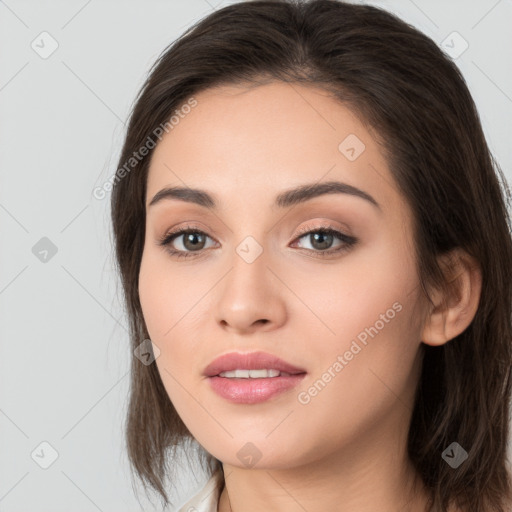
[157,223,358,260]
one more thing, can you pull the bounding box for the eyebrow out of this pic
[148,180,381,211]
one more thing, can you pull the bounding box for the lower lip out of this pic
[207,374,307,404]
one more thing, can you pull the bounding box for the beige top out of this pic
[177,468,224,512]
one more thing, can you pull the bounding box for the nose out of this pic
[213,245,287,335]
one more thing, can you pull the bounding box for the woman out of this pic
[110,1,512,510]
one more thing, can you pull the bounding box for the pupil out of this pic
[312,232,332,250]
[184,233,205,250]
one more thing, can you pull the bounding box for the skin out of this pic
[138,81,481,512]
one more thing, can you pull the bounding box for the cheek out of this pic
[295,238,419,349]
[297,241,423,412]
[138,248,209,371]
[138,248,185,356]
[289,266,422,457]
[138,246,190,339]
[138,256,166,339]
[138,253,196,410]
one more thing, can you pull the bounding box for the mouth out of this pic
[203,351,307,404]
[203,350,306,377]
[215,369,302,378]
[207,372,307,404]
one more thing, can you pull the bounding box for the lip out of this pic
[207,374,306,404]
[203,351,306,377]
[203,351,307,405]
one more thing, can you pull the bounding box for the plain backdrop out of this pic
[0,0,511,511]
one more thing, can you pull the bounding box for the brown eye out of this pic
[158,226,216,259]
[291,225,358,258]
[302,231,335,251]
[179,231,208,251]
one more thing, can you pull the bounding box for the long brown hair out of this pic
[110,1,512,510]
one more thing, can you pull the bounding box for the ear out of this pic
[421,248,482,346]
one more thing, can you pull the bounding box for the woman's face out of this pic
[139,81,427,469]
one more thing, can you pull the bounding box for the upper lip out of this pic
[203,351,307,377]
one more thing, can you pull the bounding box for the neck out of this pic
[217,418,431,512]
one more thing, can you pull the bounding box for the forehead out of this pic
[145,81,401,215]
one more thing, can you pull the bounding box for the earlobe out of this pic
[421,248,482,347]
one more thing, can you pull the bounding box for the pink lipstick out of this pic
[203,351,307,404]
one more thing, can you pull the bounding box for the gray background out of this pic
[1,0,511,511]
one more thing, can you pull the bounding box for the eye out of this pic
[291,223,358,257]
[157,222,358,259]
[158,224,217,259]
